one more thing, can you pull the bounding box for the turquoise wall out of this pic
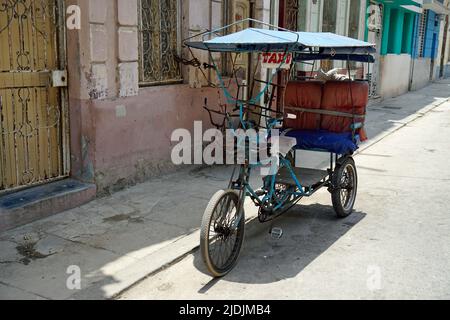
[370,1,420,56]
[382,6,416,55]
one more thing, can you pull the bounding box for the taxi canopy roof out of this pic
[186,28,376,61]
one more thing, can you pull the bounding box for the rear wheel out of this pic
[331,157,358,218]
[200,190,245,277]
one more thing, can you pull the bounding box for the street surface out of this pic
[120,99,450,300]
[1,81,449,300]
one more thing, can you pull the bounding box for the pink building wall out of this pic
[89,85,219,193]
[65,0,233,193]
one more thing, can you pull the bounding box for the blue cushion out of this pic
[283,129,359,154]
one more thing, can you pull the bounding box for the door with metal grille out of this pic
[0,0,69,192]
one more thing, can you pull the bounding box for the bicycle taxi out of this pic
[185,19,376,277]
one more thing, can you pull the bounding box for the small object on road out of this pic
[270,227,283,240]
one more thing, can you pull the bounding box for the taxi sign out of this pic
[261,52,293,69]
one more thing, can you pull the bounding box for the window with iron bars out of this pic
[138,0,182,86]
[418,10,428,58]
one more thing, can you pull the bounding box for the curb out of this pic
[357,98,449,155]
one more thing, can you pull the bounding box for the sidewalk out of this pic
[1,80,449,300]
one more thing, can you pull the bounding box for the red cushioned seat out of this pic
[283,81,323,130]
[321,81,369,141]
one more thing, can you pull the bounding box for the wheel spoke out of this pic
[341,164,355,210]
[332,159,357,217]
[202,191,245,274]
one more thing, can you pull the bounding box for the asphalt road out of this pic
[120,101,450,300]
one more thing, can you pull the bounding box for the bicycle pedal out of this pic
[255,189,266,197]
[270,227,283,239]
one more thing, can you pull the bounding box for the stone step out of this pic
[0,179,96,232]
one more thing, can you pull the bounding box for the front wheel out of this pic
[331,157,358,218]
[200,190,245,277]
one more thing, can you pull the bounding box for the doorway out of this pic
[0,0,69,192]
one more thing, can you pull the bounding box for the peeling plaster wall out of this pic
[66,0,253,193]
[410,57,432,91]
[379,54,412,99]
[91,85,220,194]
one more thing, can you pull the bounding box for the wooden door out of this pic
[0,0,69,192]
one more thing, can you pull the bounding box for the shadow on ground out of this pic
[193,203,366,288]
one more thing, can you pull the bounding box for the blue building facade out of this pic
[409,0,450,90]
[412,9,441,59]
